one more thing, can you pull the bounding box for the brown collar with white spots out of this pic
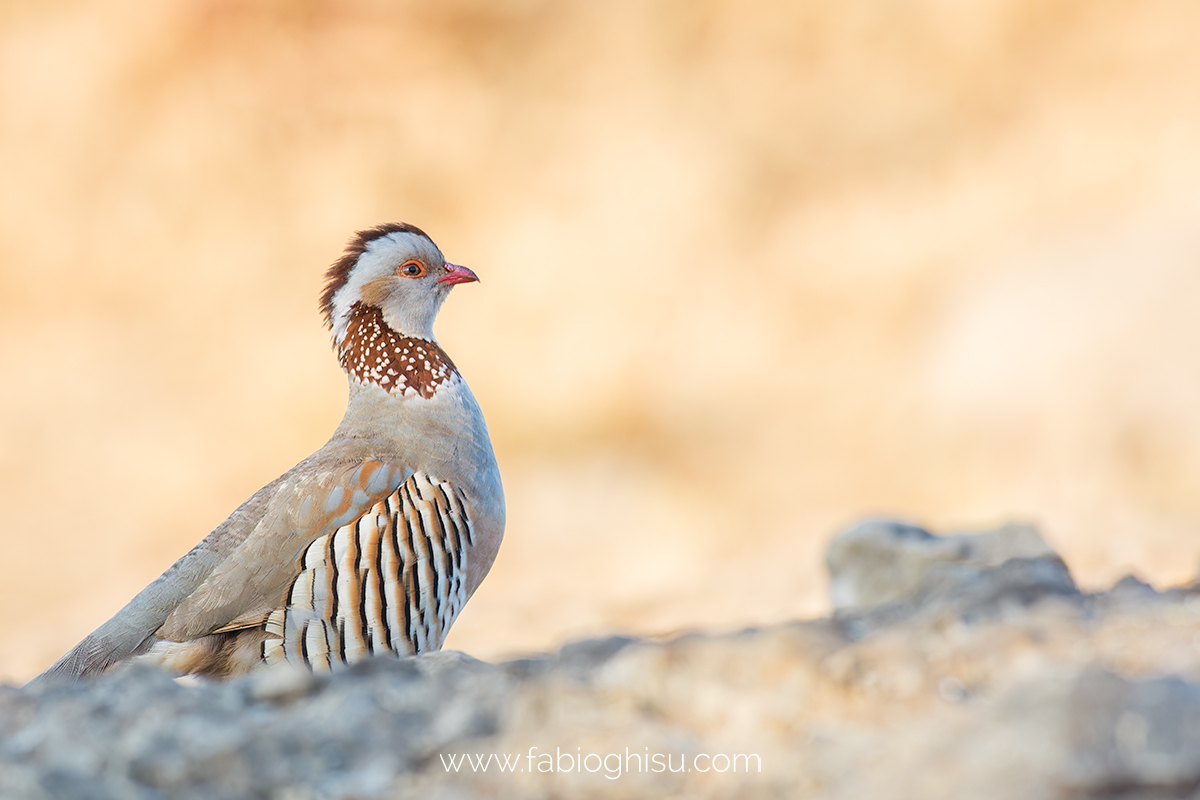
[338,302,460,398]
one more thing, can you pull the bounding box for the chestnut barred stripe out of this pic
[261,472,473,672]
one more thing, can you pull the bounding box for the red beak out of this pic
[437,263,480,285]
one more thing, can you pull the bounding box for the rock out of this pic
[827,520,1080,640]
[825,518,1062,611]
[3,655,511,800]
[1065,670,1200,797]
[3,520,1200,799]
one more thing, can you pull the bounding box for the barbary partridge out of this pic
[34,223,504,682]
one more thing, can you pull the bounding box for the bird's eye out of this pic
[399,260,426,278]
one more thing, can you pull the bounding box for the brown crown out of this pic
[319,222,432,329]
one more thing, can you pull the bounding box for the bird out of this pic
[33,223,505,682]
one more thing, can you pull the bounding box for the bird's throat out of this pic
[338,302,460,398]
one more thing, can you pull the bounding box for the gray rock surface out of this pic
[5,521,1200,799]
[825,518,1061,611]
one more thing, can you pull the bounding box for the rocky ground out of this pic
[5,520,1200,799]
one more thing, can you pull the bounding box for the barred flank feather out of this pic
[262,472,472,671]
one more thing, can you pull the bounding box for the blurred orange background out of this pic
[2,0,1200,683]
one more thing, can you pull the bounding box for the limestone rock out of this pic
[1065,670,1200,797]
[4,521,1200,799]
[825,518,1062,611]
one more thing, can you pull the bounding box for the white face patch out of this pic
[329,232,444,343]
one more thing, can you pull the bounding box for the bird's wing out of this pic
[155,460,409,641]
[32,460,407,684]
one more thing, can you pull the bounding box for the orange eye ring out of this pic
[399,260,427,278]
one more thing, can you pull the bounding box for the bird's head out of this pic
[320,223,478,344]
